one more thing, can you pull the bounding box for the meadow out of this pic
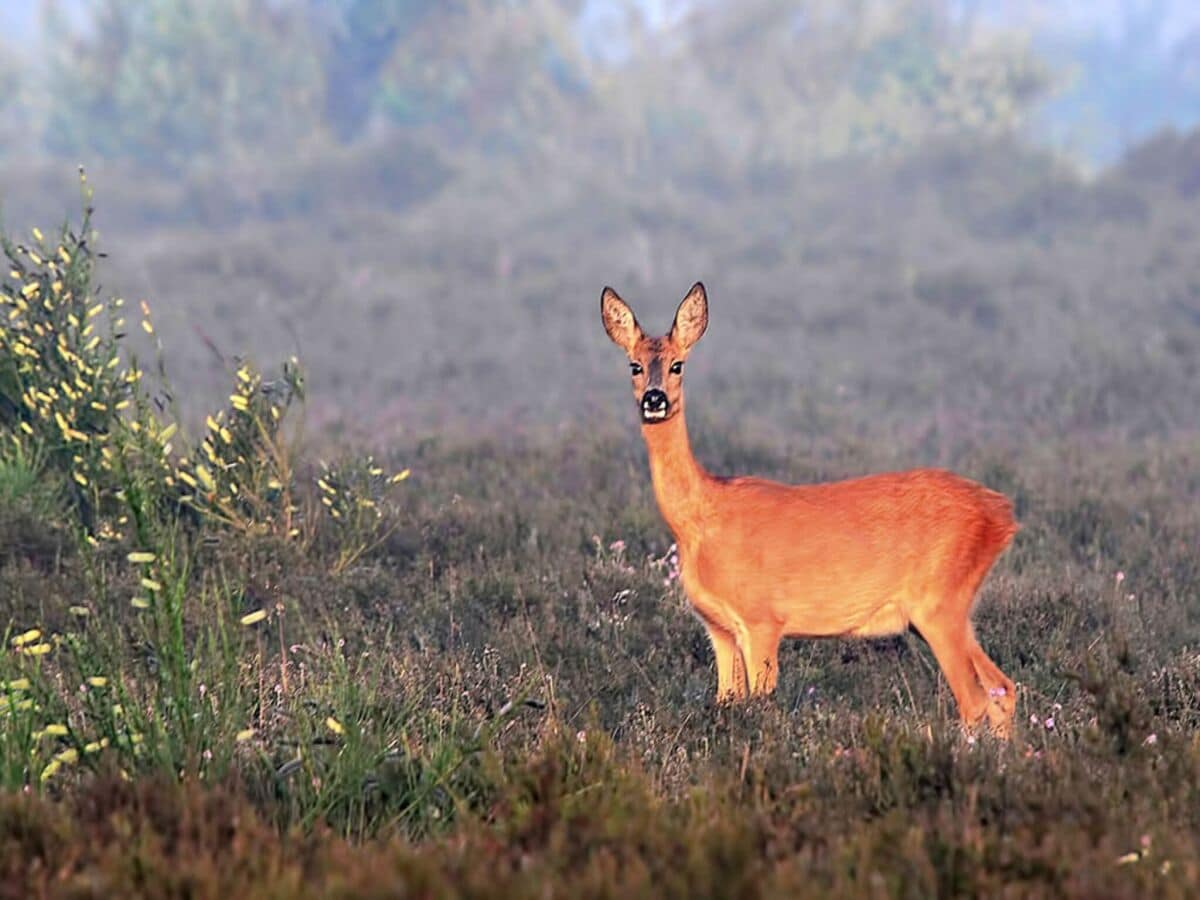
[2,129,1200,897]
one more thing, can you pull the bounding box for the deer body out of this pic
[603,283,1018,736]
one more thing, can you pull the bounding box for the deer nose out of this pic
[641,390,669,413]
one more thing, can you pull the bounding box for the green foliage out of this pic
[176,361,305,537]
[0,174,149,534]
[0,442,62,522]
[0,194,413,809]
[316,455,410,573]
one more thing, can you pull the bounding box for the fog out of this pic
[1,1,1198,448]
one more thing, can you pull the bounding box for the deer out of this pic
[601,282,1019,736]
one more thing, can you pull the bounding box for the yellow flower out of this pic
[87,676,108,687]
[230,394,249,412]
[5,678,30,691]
[236,728,256,742]
[392,469,411,483]
[31,227,43,242]
[140,578,162,592]
[325,717,345,736]
[127,551,157,564]
[11,628,41,647]
[68,606,90,617]
[131,597,151,610]
[240,609,267,626]
[44,723,68,737]
[196,465,216,492]
[22,643,52,656]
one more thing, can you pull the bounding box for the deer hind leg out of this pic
[706,623,748,701]
[964,628,1016,738]
[911,609,990,730]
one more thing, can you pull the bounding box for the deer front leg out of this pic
[738,622,783,695]
[705,623,747,701]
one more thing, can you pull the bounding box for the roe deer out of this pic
[601,282,1018,736]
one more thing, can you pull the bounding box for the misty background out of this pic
[1,0,1198,454]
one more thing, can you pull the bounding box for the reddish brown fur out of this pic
[602,283,1018,736]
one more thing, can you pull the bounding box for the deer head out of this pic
[601,282,708,425]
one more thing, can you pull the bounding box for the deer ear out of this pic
[670,282,708,352]
[601,287,642,353]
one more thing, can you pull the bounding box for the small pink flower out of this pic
[1115,571,1126,584]
[609,539,625,552]
[576,730,587,744]
[988,686,1007,698]
[1044,717,1055,730]
[1030,714,1039,725]
[1144,733,1158,746]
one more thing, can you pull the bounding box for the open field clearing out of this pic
[2,141,1200,894]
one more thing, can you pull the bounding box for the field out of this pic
[2,129,1200,897]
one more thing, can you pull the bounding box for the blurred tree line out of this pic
[11,0,1051,177]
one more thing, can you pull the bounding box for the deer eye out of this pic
[630,362,643,376]
[669,361,684,375]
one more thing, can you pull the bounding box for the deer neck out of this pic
[641,408,711,541]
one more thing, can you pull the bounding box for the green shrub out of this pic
[0,188,415,802]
